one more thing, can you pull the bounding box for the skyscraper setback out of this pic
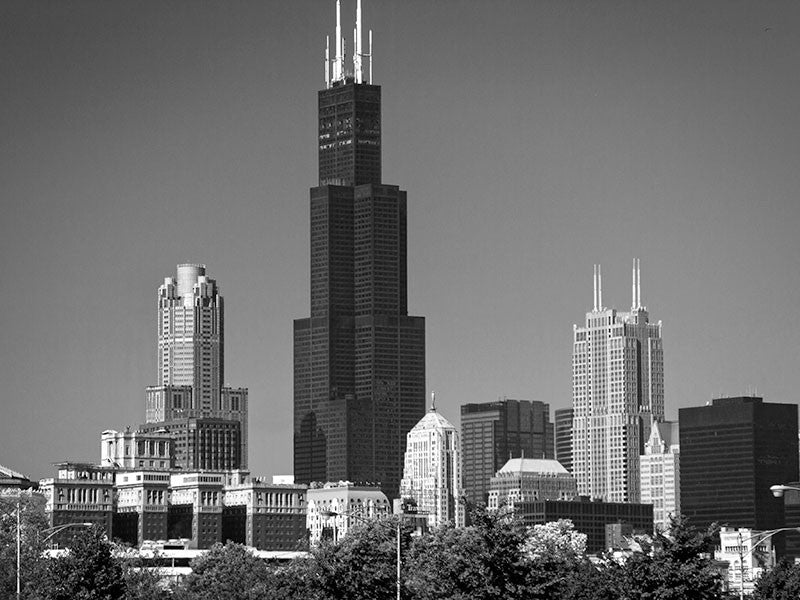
[572,260,664,503]
[294,1,426,499]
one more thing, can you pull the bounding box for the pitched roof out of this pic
[497,458,569,475]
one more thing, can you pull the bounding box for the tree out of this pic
[0,493,49,600]
[752,559,800,600]
[35,526,126,600]
[175,542,272,600]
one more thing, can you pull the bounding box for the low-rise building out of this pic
[715,527,776,597]
[306,482,391,545]
[487,458,577,510]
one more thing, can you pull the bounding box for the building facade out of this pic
[554,408,573,474]
[461,399,554,506]
[639,420,679,532]
[144,264,248,469]
[572,261,664,502]
[306,482,391,545]
[679,396,798,536]
[294,1,426,499]
[399,396,464,528]
[486,458,577,510]
[100,429,174,471]
[715,527,776,597]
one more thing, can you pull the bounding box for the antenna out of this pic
[325,35,330,88]
[598,264,603,311]
[334,0,342,81]
[593,265,598,312]
[637,259,641,309]
[632,258,637,310]
[354,0,363,83]
[369,30,373,84]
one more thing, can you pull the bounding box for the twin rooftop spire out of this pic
[325,0,373,88]
[592,259,644,312]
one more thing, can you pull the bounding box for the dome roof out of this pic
[497,458,569,475]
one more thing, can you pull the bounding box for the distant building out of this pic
[461,399,554,506]
[400,395,464,528]
[143,264,248,470]
[39,462,115,547]
[640,420,679,532]
[0,463,35,490]
[306,482,391,545]
[554,408,573,473]
[679,396,798,542]
[715,527,776,597]
[509,497,653,554]
[572,261,664,502]
[40,465,306,550]
[293,2,426,500]
[487,458,577,510]
[100,429,174,470]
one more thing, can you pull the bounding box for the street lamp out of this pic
[320,509,402,600]
[770,483,800,498]
[733,527,800,600]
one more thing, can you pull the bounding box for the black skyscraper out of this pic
[293,2,425,499]
[679,396,799,536]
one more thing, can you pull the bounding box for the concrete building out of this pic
[640,420,679,532]
[306,482,391,545]
[293,1,426,500]
[399,395,464,528]
[715,527,776,597]
[100,429,174,470]
[143,264,248,470]
[572,261,664,502]
[486,458,577,510]
[0,463,35,489]
[461,399,554,506]
[679,396,798,545]
[554,408,573,473]
[39,462,115,547]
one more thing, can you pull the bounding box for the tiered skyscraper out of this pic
[294,1,426,499]
[142,264,248,470]
[572,260,664,502]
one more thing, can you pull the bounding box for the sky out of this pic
[2,1,799,481]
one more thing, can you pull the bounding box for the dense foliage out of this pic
[9,503,791,600]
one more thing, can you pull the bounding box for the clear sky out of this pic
[2,1,799,481]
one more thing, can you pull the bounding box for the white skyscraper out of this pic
[144,264,248,468]
[640,420,680,531]
[572,260,664,502]
[400,394,465,528]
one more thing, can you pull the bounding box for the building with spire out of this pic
[399,394,464,528]
[141,264,248,470]
[294,0,426,499]
[572,260,664,503]
[639,420,680,531]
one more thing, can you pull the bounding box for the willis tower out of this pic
[293,0,426,499]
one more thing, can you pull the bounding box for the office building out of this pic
[461,399,554,506]
[572,260,664,502]
[306,482,391,545]
[294,1,426,499]
[486,458,577,510]
[679,396,798,535]
[144,264,248,470]
[399,394,464,528]
[554,408,573,473]
[715,527,776,597]
[640,420,679,532]
[100,428,174,470]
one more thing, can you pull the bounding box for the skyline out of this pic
[2,1,800,481]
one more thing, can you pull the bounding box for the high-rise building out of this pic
[679,396,798,535]
[572,260,664,502]
[640,420,680,532]
[294,1,426,499]
[144,264,248,469]
[400,394,464,528]
[554,408,573,474]
[460,399,554,506]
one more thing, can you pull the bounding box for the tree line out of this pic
[4,499,800,599]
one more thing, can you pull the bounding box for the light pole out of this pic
[320,509,402,600]
[732,527,800,600]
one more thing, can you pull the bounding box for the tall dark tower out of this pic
[294,0,426,499]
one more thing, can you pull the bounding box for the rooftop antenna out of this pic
[368,29,373,84]
[637,258,641,309]
[354,0,363,83]
[593,265,598,312]
[631,258,637,310]
[334,0,342,82]
[598,264,603,311]
[325,35,331,88]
